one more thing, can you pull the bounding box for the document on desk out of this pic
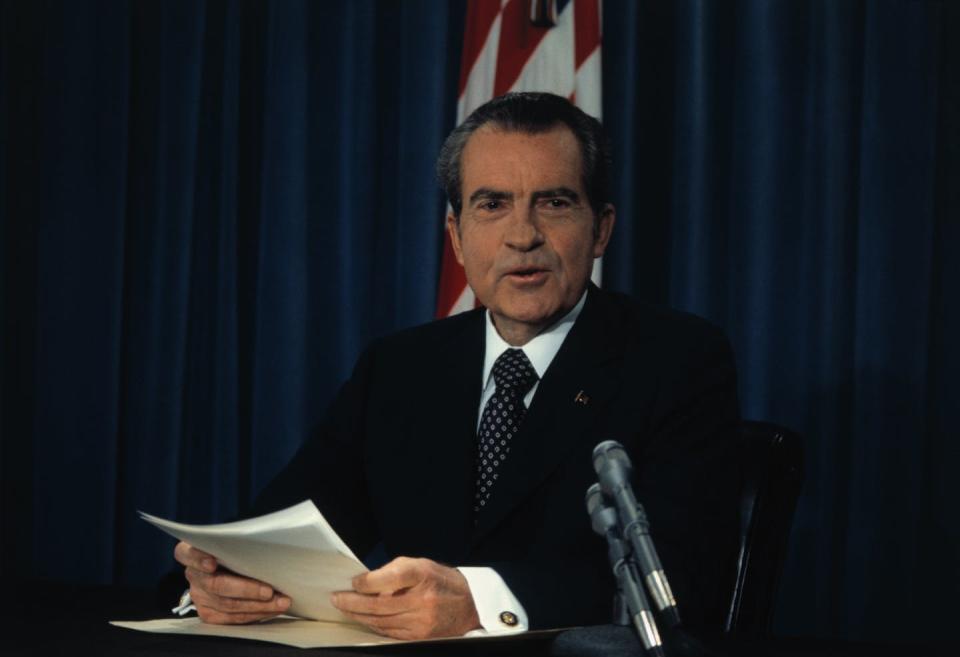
[112,616,410,648]
[117,501,546,648]
[111,616,557,649]
[137,500,366,623]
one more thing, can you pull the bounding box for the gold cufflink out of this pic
[499,611,518,626]
[574,390,590,405]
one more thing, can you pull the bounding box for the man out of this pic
[174,92,740,640]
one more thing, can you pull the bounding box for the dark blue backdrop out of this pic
[1,0,957,643]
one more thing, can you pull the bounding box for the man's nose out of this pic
[504,205,544,251]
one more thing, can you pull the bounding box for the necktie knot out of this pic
[492,348,538,396]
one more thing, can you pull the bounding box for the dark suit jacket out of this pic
[252,285,741,630]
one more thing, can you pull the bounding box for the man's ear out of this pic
[592,204,615,258]
[446,213,466,266]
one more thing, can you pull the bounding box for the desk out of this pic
[5,581,952,657]
[8,580,561,657]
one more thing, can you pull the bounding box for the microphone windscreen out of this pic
[585,483,604,515]
[592,440,631,472]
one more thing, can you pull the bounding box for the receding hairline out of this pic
[457,122,587,193]
[463,120,578,145]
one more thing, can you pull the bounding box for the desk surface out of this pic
[5,580,952,657]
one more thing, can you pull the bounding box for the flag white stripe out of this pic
[458,12,504,122]
[509,4,577,97]
[574,47,602,118]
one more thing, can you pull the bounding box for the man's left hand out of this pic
[330,556,481,640]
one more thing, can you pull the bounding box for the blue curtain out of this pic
[1,0,957,643]
[0,0,464,585]
[603,0,959,641]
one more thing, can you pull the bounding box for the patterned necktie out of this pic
[475,348,539,513]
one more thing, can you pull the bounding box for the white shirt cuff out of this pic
[172,589,196,616]
[457,566,528,636]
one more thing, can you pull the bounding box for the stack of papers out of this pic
[138,500,367,623]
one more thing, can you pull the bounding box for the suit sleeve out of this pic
[248,344,382,560]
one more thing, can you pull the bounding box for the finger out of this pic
[377,627,424,641]
[195,604,283,626]
[330,591,409,617]
[352,557,423,594]
[335,608,421,638]
[174,542,217,573]
[185,567,275,600]
[191,587,291,614]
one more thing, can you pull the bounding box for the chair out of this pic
[724,420,804,636]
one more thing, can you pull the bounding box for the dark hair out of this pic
[436,92,612,218]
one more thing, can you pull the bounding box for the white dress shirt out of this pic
[458,291,587,635]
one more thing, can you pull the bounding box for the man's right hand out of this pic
[174,541,291,624]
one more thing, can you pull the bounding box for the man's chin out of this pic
[490,302,565,332]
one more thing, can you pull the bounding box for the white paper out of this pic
[111,617,398,648]
[139,500,368,623]
[110,617,562,649]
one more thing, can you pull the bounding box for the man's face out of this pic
[447,125,614,344]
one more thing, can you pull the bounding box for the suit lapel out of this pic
[399,310,485,560]
[471,286,626,544]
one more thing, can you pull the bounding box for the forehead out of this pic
[459,125,585,194]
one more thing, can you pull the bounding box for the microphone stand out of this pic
[589,441,727,657]
[587,484,666,657]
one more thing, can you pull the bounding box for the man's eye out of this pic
[544,198,570,209]
[481,200,501,211]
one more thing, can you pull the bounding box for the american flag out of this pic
[436,0,604,318]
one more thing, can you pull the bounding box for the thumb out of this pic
[352,557,424,594]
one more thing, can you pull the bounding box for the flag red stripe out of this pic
[574,0,601,69]
[458,0,502,97]
[493,0,551,96]
[435,231,469,318]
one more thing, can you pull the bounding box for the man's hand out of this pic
[174,541,291,624]
[330,556,481,640]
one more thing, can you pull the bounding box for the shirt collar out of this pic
[481,289,588,390]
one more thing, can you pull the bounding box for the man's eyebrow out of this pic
[468,188,513,205]
[530,187,581,203]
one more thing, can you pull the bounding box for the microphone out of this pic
[586,483,665,657]
[593,440,682,628]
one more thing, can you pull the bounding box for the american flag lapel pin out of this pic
[574,390,590,406]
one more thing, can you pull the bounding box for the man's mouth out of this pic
[504,267,549,284]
